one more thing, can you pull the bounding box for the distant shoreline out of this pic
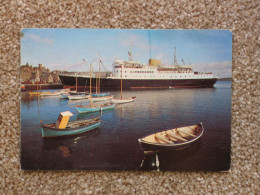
[218,78,232,81]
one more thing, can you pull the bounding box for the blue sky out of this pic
[21,29,232,78]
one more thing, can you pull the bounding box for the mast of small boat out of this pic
[98,54,101,94]
[36,68,39,92]
[121,65,123,99]
[95,76,98,94]
[76,73,78,92]
[90,63,92,105]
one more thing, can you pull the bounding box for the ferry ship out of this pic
[59,48,217,91]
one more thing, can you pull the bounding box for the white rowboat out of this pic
[112,97,136,104]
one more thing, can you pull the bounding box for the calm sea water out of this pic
[21,81,231,171]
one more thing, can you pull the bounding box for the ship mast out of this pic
[128,42,133,61]
[174,47,178,65]
[148,31,151,59]
[121,65,123,99]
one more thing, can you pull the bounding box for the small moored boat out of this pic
[138,123,204,152]
[69,91,87,95]
[91,92,110,97]
[112,97,136,104]
[61,91,88,99]
[30,89,70,97]
[68,94,90,100]
[90,95,114,102]
[40,91,61,96]
[28,91,41,96]
[75,102,115,113]
[40,111,101,138]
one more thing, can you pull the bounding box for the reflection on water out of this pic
[143,143,201,171]
[42,129,100,158]
[21,81,231,171]
[139,142,201,171]
[59,146,71,157]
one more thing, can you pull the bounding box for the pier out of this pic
[22,83,63,91]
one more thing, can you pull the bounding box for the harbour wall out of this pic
[23,83,63,91]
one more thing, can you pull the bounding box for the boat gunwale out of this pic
[90,95,114,100]
[112,97,136,101]
[75,103,115,113]
[68,95,90,100]
[138,123,204,147]
[76,102,115,109]
[41,126,100,138]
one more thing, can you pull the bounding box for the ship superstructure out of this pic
[111,59,214,80]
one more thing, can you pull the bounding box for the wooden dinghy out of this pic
[68,94,90,100]
[69,91,87,95]
[112,97,136,104]
[138,123,204,152]
[90,95,114,102]
[41,89,70,96]
[61,91,88,99]
[29,91,55,96]
[28,91,41,96]
[40,92,61,96]
[40,111,101,138]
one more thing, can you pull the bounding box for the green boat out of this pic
[41,117,101,138]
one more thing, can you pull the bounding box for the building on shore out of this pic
[21,63,61,84]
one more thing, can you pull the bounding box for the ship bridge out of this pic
[113,59,142,68]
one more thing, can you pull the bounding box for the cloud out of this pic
[193,61,232,78]
[48,60,85,72]
[27,33,54,46]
